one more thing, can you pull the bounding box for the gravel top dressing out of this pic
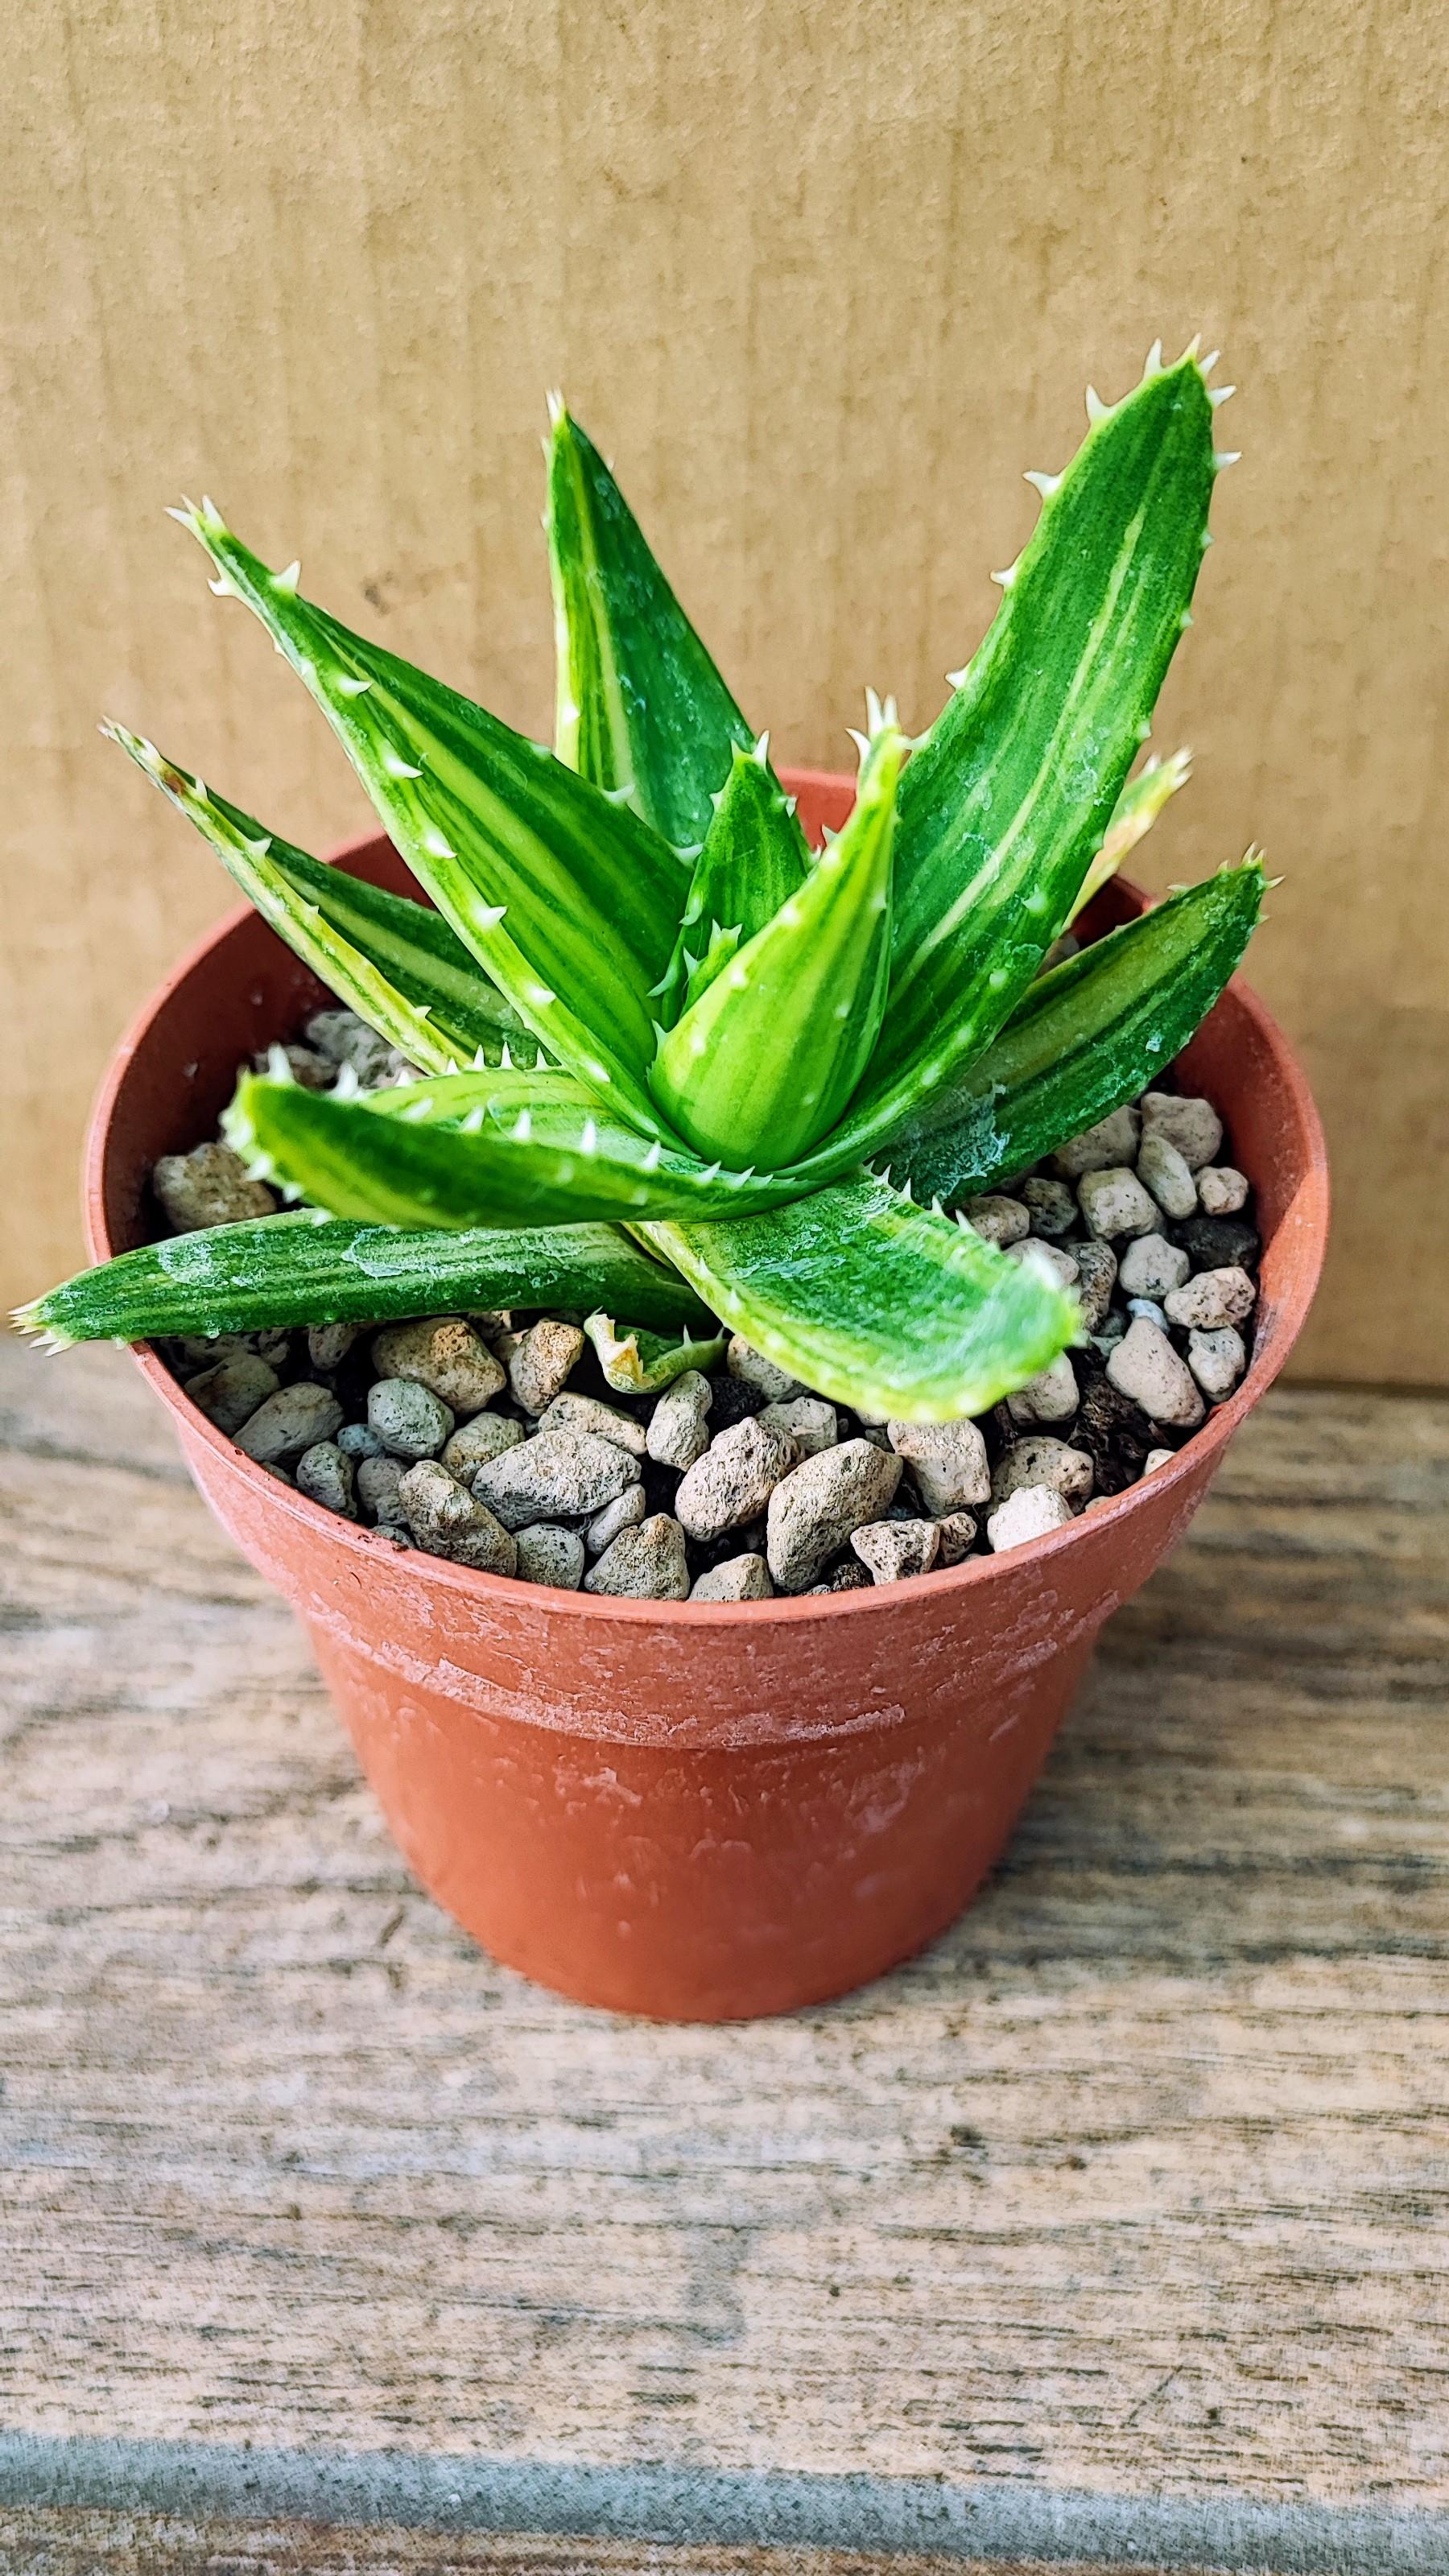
[154,1003,1260,1601]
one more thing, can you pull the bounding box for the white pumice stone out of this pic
[306,1322,363,1371]
[1142,1447,1178,1476]
[514,1523,587,1589]
[675,1416,799,1541]
[690,1552,774,1602]
[539,1391,648,1455]
[1082,1493,1117,1516]
[303,1008,394,1086]
[371,1316,506,1417]
[851,1517,941,1584]
[1126,1297,1169,1329]
[935,1509,979,1564]
[372,1521,415,1548]
[1071,1241,1119,1329]
[1005,1353,1080,1426]
[234,1381,345,1464]
[1005,1238,1080,1290]
[366,1377,455,1460]
[259,1462,295,1486]
[992,1436,1094,1509]
[337,1421,386,1459]
[1118,1232,1191,1298]
[357,1453,407,1524]
[1198,1164,1249,1215]
[1049,1106,1141,1179]
[584,1514,691,1600]
[506,1319,586,1414]
[295,1440,357,1518]
[964,1194,1031,1248]
[153,1141,277,1233]
[182,1351,279,1434]
[986,1485,1075,1550]
[441,1413,526,1481]
[584,1484,648,1556]
[1165,1266,1257,1330]
[886,1417,991,1513]
[725,1335,808,1401]
[474,1429,641,1530]
[766,1439,903,1593]
[397,1459,518,1574]
[1077,1165,1162,1241]
[1140,1091,1224,1170]
[1137,1129,1199,1220]
[646,1369,714,1469]
[758,1396,838,1456]
[1022,1175,1078,1238]
[1187,1325,1248,1400]
[1106,1318,1206,1428]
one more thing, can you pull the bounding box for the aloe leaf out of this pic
[655,738,809,1021]
[584,1312,726,1393]
[173,502,685,1133]
[651,719,902,1167]
[642,1175,1078,1423]
[16,1213,711,1348]
[1067,747,1192,927]
[223,1071,803,1230]
[847,349,1219,1152]
[886,856,1266,1206]
[547,401,802,854]
[102,724,516,1074]
[262,846,533,1062]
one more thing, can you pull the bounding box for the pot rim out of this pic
[85,786,1330,1628]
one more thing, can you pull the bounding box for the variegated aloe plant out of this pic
[21,341,1261,1422]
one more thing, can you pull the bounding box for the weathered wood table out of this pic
[2,1344,1446,2575]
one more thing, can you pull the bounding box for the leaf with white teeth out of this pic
[583,1312,727,1393]
[109,721,539,1069]
[655,741,808,1020]
[1066,746,1193,924]
[172,510,688,1134]
[884,857,1265,1206]
[651,720,902,1168]
[642,1174,1078,1422]
[15,1212,711,1345]
[101,723,463,1075]
[225,1069,807,1230]
[843,348,1218,1162]
[546,399,804,853]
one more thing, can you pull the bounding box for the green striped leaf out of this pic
[651,720,902,1167]
[223,1069,803,1231]
[1067,747,1192,927]
[16,1212,712,1348]
[844,350,1219,1154]
[642,1174,1079,1423]
[886,857,1266,1207]
[655,738,809,1021]
[584,1313,727,1393]
[103,724,526,1073]
[547,401,799,853]
[262,846,533,1063]
[174,504,687,1133]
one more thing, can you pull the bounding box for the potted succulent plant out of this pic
[18,340,1327,2019]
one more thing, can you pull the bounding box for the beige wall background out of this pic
[4,0,1446,1378]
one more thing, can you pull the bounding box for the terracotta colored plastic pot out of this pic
[85,769,1329,2020]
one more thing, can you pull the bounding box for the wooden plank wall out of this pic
[4,0,1445,1377]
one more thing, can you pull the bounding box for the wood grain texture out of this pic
[2,0,1447,1373]
[2,1341,1447,2552]
[0,2517,1183,2576]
